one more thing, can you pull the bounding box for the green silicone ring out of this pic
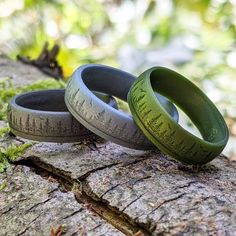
[127,67,229,165]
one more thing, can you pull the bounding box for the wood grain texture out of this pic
[0,165,123,236]
[16,141,236,236]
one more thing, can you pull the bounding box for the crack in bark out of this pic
[16,155,74,179]
[20,155,122,183]
[12,137,25,144]
[99,176,151,199]
[1,206,14,215]
[78,162,122,180]
[131,175,152,185]
[100,183,121,198]
[121,194,144,213]
[121,158,148,168]
[88,223,102,232]
[99,175,152,199]
[62,208,83,220]
[17,214,41,236]
[25,197,52,213]
[70,231,79,236]
[148,193,186,216]
[47,187,59,196]
[174,181,197,190]
[18,197,28,202]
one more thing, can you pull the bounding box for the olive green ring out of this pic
[127,67,229,165]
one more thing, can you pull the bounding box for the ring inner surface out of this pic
[15,90,68,112]
[82,66,135,101]
[150,69,227,144]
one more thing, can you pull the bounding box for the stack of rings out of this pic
[7,64,229,165]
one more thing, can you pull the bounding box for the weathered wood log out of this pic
[1,55,236,235]
[0,165,123,235]
[19,142,236,235]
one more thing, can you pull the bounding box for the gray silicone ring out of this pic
[65,64,179,150]
[7,89,117,142]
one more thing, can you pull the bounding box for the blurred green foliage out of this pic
[0,0,235,74]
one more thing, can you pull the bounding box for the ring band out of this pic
[7,89,117,142]
[65,64,179,150]
[128,66,229,164]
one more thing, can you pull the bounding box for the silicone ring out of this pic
[128,66,229,165]
[7,89,117,142]
[65,64,179,150]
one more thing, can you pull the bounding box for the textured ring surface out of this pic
[128,66,229,165]
[7,89,117,142]
[65,64,179,150]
